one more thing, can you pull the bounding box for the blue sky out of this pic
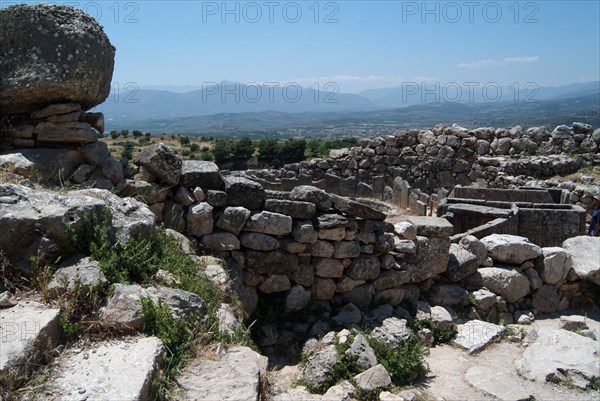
[4,1,600,93]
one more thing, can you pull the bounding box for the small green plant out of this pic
[369,338,429,386]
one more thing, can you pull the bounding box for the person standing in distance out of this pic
[588,194,600,236]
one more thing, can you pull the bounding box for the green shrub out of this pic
[369,338,429,386]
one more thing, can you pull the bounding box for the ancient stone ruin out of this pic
[0,4,599,401]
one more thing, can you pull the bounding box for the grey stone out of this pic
[292,264,314,287]
[311,278,336,300]
[429,305,453,331]
[333,241,361,259]
[38,337,163,401]
[373,270,410,291]
[224,176,265,210]
[407,216,453,237]
[47,255,106,299]
[524,267,543,290]
[0,4,115,114]
[133,143,182,186]
[393,238,417,253]
[186,202,213,237]
[200,232,240,252]
[466,366,532,401]
[206,190,227,207]
[116,180,168,204]
[335,276,365,293]
[0,301,60,374]
[240,232,279,251]
[427,284,469,307]
[467,267,530,303]
[245,211,293,235]
[1,148,83,183]
[285,285,311,311]
[453,320,505,353]
[516,328,599,389]
[374,288,405,306]
[471,288,497,310]
[290,185,332,211]
[163,200,186,232]
[409,236,450,282]
[562,236,600,285]
[101,284,206,329]
[341,284,374,309]
[178,346,268,401]
[314,258,345,278]
[174,186,195,206]
[259,274,291,293]
[316,213,350,229]
[330,194,386,220]
[216,206,251,235]
[353,364,391,391]
[331,303,362,326]
[217,303,242,336]
[346,254,380,280]
[393,221,417,240]
[345,334,377,370]
[245,250,298,275]
[180,160,224,190]
[264,199,316,219]
[193,187,206,202]
[531,284,567,313]
[558,315,589,332]
[481,234,543,265]
[293,220,318,243]
[310,240,335,258]
[301,344,338,387]
[101,156,124,183]
[318,226,346,241]
[370,317,412,346]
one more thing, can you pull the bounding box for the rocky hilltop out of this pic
[0,4,599,401]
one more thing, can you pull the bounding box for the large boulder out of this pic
[133,143,182,187]
[466,267,530,303]
[562,236,600,285]
[481,234,542,265]
[224,176,265,210]
[0,4,115,114]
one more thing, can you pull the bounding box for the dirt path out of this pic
[418,313,600,401]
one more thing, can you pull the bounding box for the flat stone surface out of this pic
[407,216,454,238]
[562,236,600,285]
[353,363,391,391]
[36,336,163,401]
[453,320,505,353]
[0,301,60,373]
[516,328,600,389]
[481,234,543,265]
[466,366,532,401]
[178,345,267,401]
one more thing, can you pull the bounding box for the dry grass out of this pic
[101,134,213,161]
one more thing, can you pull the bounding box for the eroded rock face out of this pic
[0,4,115,114]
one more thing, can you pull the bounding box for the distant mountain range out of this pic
[94,81,599,134]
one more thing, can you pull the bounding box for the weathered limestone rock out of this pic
[0,184,106,265]
[290,185,332,211]
[180,160,225,190]
[285,285,311,311]
[36,337,164,401]
[346,254,380,280]
[133,143,182,186]
[240,232,280,251]
[370,317,412,346]
[258,274,291,293]
[215,206,251,235]
[178,346,268,401]
[0,301,60,373]
[531,284,568,313]
[394,221,417,240]
[293,220,319,243]
[409,236,450,282]
[47,255,106,299]
[345,334,378,370]
[163,200,186,232]
[353,364,391,391]
[34,121,98,143]
[0,4,115,113]
[330,194,386,220]
[407,216,454,237]
[453,320,505,353]
[427,284,469,307]
[200,232,241,252]
[558,315,589,332]
[245,211,293,235]
[516,328,600,389]
[264,198,316,219]
[224,176,266,210]
[186,202,213,237]
[116,180,168,204]
[0,148,83,182]
[466,366,532,401]
[562,236,600,285]
[301,344,338,387]
[101,284,206,329]
[466,267,530,303]
[481,234,543,265]
[245,250,298,274]
[470,288,497,310]
[311,277,337,300]
[314,258,345,278]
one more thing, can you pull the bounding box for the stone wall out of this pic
[127,144,455,315]
[241,123,600,203]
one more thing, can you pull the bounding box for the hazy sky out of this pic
[5,0,600,93]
